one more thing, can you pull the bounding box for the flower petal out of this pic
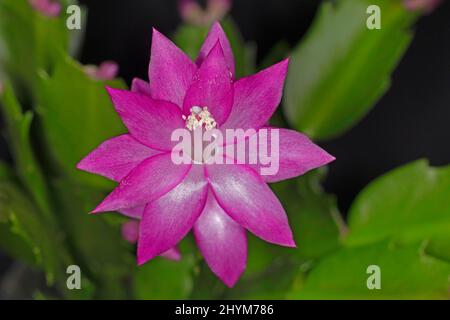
[197,22,235,78]
[122,220,181,261]
[137,165,208,264]
[77,134,159,182]
[194,191,247,287]
[183,41,233,125]
[106,87,185,151]
[206,163,295,247]
[246,128,335,183]
[149,28,197,107]
[93,153,191,213]
[221,59,289,131]
[131,78,151,97]
[120,206,145,219]
[160,248,182,261]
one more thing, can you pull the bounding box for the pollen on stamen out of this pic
[184,106,217,131]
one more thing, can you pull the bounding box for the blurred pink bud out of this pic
[208,0,232,18]
[122,220,139,244]
[160,248,182,261]
[96,61,119,80]
[28,0,61,18]
[85,61,119,81]
[179,0,198,18]
[178,0,232,25]
[178,0,205,25]
[403,0,443,13]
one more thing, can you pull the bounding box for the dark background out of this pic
[1,0,449,283]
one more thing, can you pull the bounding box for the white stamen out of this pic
[185,106,217,131]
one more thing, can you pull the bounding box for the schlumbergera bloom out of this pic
[403,0,442,13]
[179,0,232,26]
[77,22,335,287]
[28,0,61,17]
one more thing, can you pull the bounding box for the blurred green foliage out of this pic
[134,253,196,300]
[346,160,450,247]
[291,241,450,299]
[0,0,448,300]
[284,0,417,140]
[37,55,125,189]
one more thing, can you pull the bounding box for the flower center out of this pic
[183,106,217,131]
[182,106,218,164]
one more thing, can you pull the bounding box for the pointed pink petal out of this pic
[93,153,191,213]
[121,220,182,261]
[131,78,152,97]
[137,165,208,264]
[160,247,182,261]
[120,206,145,219]
[197,22,235,78]
[206,164,295,247]
[77,134,159,182]
[247,128,335,183]
[149,28,197,108]
[122,220,140,243]
[106,87,185,151]
[194,191,247,287]
[183,42,233,125]
[221,59,289,131]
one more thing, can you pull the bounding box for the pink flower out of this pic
[77,22,334,287]
[403,0,442,13]
[85,61,119,81]
[122,220,181,261]
[179,0,232,26]
[28,0,61,18]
